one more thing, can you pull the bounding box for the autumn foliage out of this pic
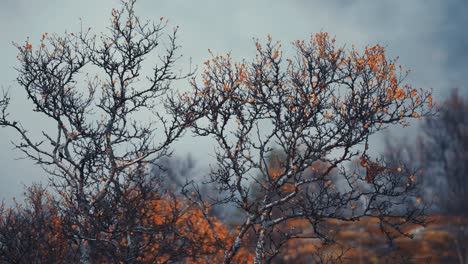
[174,29,434,263]
[0,184,243,263]
[0,0,444,263]
[0,185,75,263]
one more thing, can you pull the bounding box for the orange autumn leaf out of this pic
[273,50,279,59]
[393,88,406,100]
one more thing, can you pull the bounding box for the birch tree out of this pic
[175,33,435,263]
[0,0,203,262]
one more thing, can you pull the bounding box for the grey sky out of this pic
[1,0,466,201]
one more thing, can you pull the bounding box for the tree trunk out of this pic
[79,238,91,264]
[253,214,267,264]
[78,197,91,264]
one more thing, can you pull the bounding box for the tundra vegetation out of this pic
[4,1,462,263]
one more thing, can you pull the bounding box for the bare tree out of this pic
[174,33,435,263]
[385,89,468,216]
[419,89,468,216]
[0,0,207,262]
[383,89,468,216]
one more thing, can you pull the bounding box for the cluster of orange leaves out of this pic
[1,186,255,263]
[0,187,71,260]
[359,155,385,183]
[149,197,253,263]
[185,32,431,132]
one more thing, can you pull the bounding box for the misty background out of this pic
[1,0,467,201]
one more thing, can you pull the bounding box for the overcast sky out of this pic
[0,0,467,201]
